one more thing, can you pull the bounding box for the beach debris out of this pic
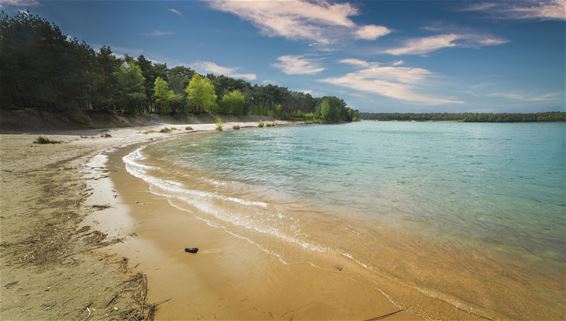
[100,133,112,138]
[335,265,343,271]
[364,309,404,321]
[184,247,199,254]
[91,204,111,210]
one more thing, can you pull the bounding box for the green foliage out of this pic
[258,120,265,128]
[220,90,246,115]
[154,77,176,114]
[186,74,217,113]
[360,112,566,122]
[215,116,223,131]
[319,99,331,122]
[113,61,146,113]
[159,127,172,133]
[34,136,61,144]
[185,126,194,131]
[0,12,359,123]
[233,124,240,130]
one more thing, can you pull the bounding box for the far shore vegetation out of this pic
[0,12,360,125]
[361,112,566,122]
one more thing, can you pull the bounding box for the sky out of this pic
[1,0,565,113]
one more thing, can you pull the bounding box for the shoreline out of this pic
[2,120,563,320]
[99,123,564,320]
[0,120,293,320]
[101,143,422,320]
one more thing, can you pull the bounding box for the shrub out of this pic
[34,136,61,144]
[233,124,241,130]
[101,133,112,138]
[159,127,172,133]
[216,116,223,131]
[185,126,194,131]
[258,120,265,128]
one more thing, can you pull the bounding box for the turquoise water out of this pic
[151,121,565,264]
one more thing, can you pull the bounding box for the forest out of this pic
[0,12,359,123]
[360,112,566,122]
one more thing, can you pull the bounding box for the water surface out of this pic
[129,121,565,319]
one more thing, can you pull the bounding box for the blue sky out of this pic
[1,0,565,112]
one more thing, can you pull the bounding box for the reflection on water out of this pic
[127,121,565,320]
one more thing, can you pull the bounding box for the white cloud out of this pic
[339,58,370,67]
[487,91,562,102]
[0,0,39,6]
[322,59,462,105]
[355,24,391,40]
[392,60,404,66]
[168,8,182,16]
[208,0,390,45]
[273,55,325,75]
[463,0,565,20]
[141,30,174,37]
[192,61,256,80]
[383,33,508,55]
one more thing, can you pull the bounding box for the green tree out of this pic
[114,60,145,113]
[186,74,217,113]
[220,90,245,115]
[93,46,120,110]
[154,76,176,114]
[319,99,331,122]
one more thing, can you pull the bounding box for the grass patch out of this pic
[258,120,265,128]
[159,127,172,133]
[33,136,61,144]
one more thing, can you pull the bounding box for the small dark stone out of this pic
[185,247,199,254]
[335,265,343,271]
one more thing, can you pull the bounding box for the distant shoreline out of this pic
[360,111,566,122]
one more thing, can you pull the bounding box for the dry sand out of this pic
[0,121,277,320]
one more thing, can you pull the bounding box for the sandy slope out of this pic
[0,121,268,320]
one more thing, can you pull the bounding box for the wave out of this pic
[122,147,502,320]
[123,147,327,258]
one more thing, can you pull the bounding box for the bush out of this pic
[258,120,265,128]
[101,133,112,138]
[159,127,172,133]
[33,136,61,144]
[185,126,194,131]
[216,116,223,131]
[233,124,240,130]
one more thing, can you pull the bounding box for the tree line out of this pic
[360,112,566,122]
[0,11,359,123]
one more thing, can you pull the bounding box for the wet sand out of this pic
[98,144,421,320]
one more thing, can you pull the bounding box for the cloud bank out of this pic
[321,59,463,105]
[463,0,565,21]
[273,55,325,75]
[209,0,390,44]
[192,61,256,80]
[383,33,508,55]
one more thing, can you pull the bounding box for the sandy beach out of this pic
[1,121,422,320]
[2,121,563,321]
[0,121,291,320]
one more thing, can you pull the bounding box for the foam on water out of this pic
[123,147,327,259]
